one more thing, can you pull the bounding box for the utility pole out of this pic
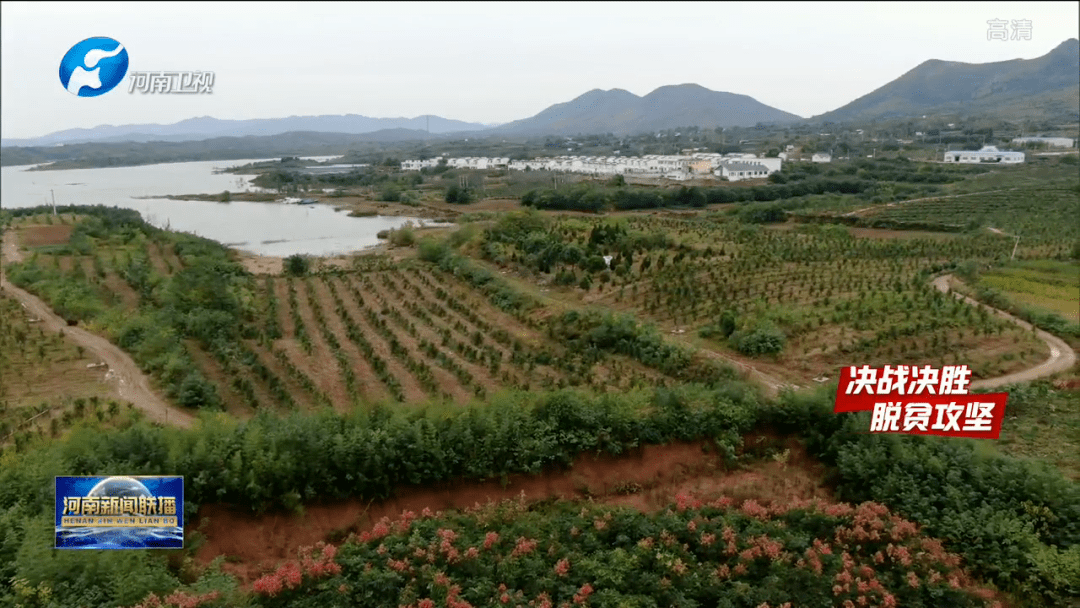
[1010,235,1021,261]
[51,190,57,215]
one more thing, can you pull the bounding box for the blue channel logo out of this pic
[59,37,129,97]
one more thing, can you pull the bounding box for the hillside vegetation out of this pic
[1,158,1078,608]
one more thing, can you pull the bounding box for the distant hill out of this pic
[0,130,438,169]
[493,84,801,135]
[1,114,483,147]
[816,38,1080,123]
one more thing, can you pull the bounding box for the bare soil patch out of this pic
[238,252,283,276]
[235,247,397,276]
[162,241,186,271]
[847,227,962,241]
[102,271,140,310]
[20,224,73,247]
[145,241,173,275]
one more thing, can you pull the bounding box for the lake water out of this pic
[0,158,445,257]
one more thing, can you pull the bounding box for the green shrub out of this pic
[177,372,220,409]
[379,185,402,202]
[444,184,474,205]
[730,323,785,356]
[417,237,450,263]
[284,254,309,277]
[388,225,416,247]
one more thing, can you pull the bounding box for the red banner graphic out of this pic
[834,365,1008,439]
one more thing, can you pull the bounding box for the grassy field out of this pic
[978,259,1080,323]
[992,366,1080,482]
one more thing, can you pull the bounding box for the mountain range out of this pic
[3,38,1077,148]
[0,115,486,147]
[817,38,1079,123]
[490,84,801,135]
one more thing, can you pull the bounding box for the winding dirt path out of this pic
[932,274,1077,388]
[1,228,195,428]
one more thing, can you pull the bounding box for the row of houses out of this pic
[400,157,511,171]
[401,153,784,182]
[1011,136,1075,148]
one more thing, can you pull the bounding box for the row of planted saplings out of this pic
[385,269,564,391]
[262,277,333,407]
[394,269,521,356]
[321,277,406,402]
[639,259,924,323]
[387,277,525,390]
[207,338,294,410]
[339,275,469,400]
[303,276,365,405]
[286,278,314,354]
[422,262,543,331]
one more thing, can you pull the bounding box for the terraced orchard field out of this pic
[857,185,1080,258]
[238,264,669,415]
[4,208,682,417]
[481,212,1050,383]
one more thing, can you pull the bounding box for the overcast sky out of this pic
[2,1,1078,140]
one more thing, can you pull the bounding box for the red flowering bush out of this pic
[128,590,220,608]
[252,541,342,600]
[554,558,570,577]
[246,496,1003,608]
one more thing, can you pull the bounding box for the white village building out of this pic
[400,157,444,171]
[715,162,771,182]
[943,146,1024,164]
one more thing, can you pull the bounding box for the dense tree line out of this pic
[522,179,875,212]
[518,158,980,213]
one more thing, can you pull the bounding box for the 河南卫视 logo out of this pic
[59,37,129,97]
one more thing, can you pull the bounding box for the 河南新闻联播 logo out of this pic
[59,37,129,97]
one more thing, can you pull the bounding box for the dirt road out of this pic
[692,346,788,397]
[1,228,195,429]
[931,274,1077,388]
